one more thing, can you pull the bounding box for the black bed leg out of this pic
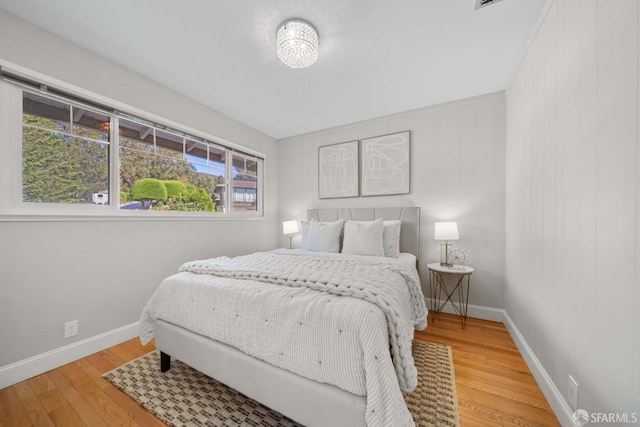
[160,351,171,372]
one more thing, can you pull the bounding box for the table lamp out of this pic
[282,220,300,249]
[434,222,459,267]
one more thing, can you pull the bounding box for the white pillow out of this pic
[383,220,402,258]
[341,219,385,257]
[300,220,310,247]
[303,219,344,253]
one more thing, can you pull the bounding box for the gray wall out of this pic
[0,10,278,366]
[506,0,639,416]
[278,92,506,307]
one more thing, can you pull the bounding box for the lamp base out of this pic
[439,242,452,267]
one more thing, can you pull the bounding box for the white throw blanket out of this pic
[140,250,427,427]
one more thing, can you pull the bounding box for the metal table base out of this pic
[428,264,473,329]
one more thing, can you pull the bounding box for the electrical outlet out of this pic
[568,375,579,410]
[64,320,78,338]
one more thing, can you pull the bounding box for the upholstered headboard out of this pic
[307,207,421,258]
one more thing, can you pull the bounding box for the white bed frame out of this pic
[155,207,421,427]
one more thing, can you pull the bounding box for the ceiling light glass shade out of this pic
[276,19,319,69]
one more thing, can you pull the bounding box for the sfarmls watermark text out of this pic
[573,409,638,425]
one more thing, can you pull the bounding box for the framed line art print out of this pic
[318,140,359,199]
[360,131,410,196]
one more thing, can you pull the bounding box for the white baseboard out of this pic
[501,312,575,427]
[0,321,140,389]
[425,297,504,322]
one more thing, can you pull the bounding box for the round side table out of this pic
[427,263,474,328]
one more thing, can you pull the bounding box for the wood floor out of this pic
[0,313,559,427]
[416,314,559,426]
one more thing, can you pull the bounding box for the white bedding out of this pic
[140,249,427,427]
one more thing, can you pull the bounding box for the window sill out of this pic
[0,212,266,222]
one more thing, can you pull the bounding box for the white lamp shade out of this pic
[434,222,459,241]
[282,220,300,235]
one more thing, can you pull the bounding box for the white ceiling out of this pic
[0,0,545,139]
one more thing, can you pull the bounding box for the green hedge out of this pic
[162,180,187,198]
[130,178,168,203]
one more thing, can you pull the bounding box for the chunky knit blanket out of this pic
[140,250,427,427]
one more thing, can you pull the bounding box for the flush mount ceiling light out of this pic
[475,0,505,9]
[276,18,319,69]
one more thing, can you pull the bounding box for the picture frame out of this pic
[360,131,410,196]
[318,140,359,199]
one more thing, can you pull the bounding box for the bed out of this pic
[139,207,426,427]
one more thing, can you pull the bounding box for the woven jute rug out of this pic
[103,340,459,427]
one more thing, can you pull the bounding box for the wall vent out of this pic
[475,0,505,9]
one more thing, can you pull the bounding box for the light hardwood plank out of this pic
[26,374,70,416]
[12,381,55,427]
[0,386,33,427]
[46,404,87,427]
[45,369,108,427]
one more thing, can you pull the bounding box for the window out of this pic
[231,155,258,212]
[118,119,228,213]
[13,85,263,216]
[22,92,110,205]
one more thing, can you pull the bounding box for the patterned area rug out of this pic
[103,340,459,427]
